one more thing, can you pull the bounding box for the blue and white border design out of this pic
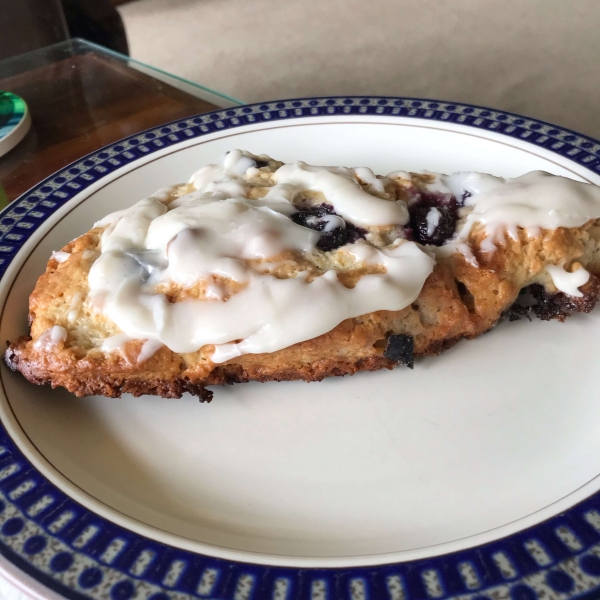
[1,97,600,600]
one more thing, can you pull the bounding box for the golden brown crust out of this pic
[7,178,600,400]
[4,263,475,399]
[4,341,213,400]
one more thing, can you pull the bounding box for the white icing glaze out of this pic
[479,235,497,254]
[274,162,408,226]
[34,326,67,350]
[423,172,600,285]
[144,199,318,287]
[456,243,479,268]
[90,200,433,358]
[386,170,411,181]
[426,207,440,237]
[88,152,433,362]
[546,264,590,297]
[343,240,380,264]
[353,167,387,195]
[138,339,164,363]
[150,186,179,202]
[423,172,504,200]
[52,251,70,263]
[101,333,131,352]
[190,149,256,189]
[205,281,224,300]
[95,209,129,229]
[307,214,345,232]
[449,171,600,249]
[86,153,600,360]
[210,241,433,362]
[67,292,83,324]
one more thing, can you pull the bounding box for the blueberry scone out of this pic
[6,150,600,400]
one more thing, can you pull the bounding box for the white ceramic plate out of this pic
[1,98,600,600]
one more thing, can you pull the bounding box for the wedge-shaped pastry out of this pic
[6,151,600,400]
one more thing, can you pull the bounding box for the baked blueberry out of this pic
[407,191,460,246]
[383,334,414,368]
[410,204,457,246]
[291,204,366,251]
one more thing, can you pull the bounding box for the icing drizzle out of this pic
[420,170,600,244]
[81,155,600,363]
[420,170,600,296]
[274,162,407,226]
[88,151,433,362]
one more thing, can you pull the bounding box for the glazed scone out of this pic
[387,169,600,328]
[6,151,600,401]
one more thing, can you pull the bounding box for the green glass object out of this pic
[0,91,26,139]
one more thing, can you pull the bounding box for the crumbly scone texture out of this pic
[6,161,600,401]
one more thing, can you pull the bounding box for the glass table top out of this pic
[0,38,243,599]
[0,38,242,203]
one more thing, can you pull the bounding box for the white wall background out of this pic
[119,0,600,137]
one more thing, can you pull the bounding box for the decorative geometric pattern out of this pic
[1,97,600,600]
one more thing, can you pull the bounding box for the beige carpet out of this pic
[119,0,600,138]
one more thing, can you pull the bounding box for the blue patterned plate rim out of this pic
[0,96,600,600]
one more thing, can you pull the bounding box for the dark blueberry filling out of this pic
[503,302,532,322]
[409,204,457,246]
[290,203,367,251]
[402,226,413,240]
[291,203,339,230]
[407,191,461,246]
[503,282,599,323]
[383,334,414,368]
[530,283,598,321]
